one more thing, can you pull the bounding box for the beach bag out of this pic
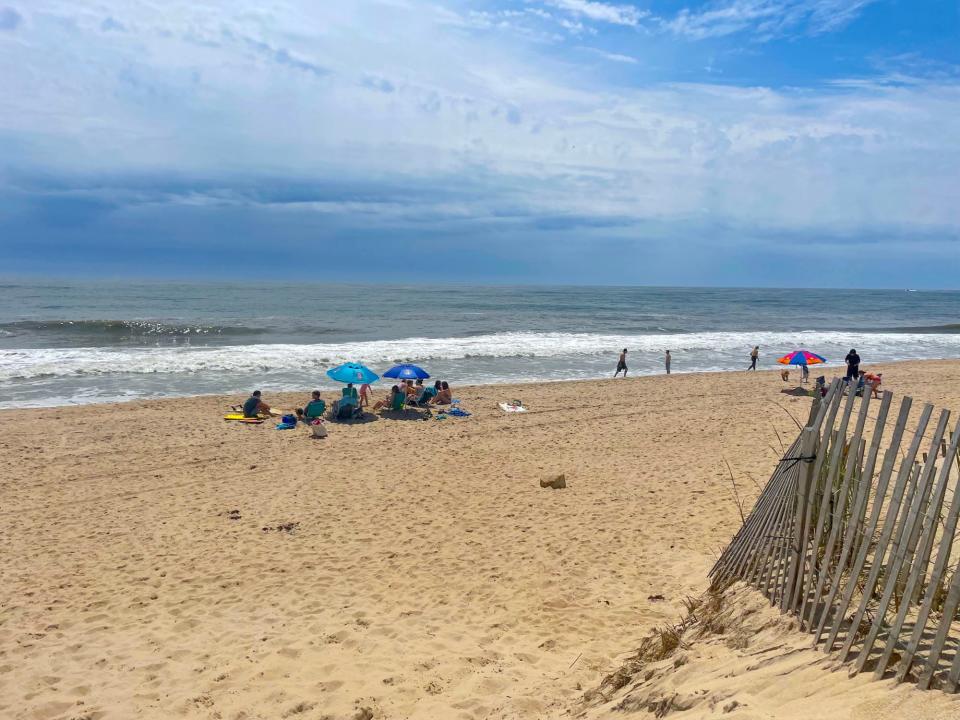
[310,421,328,438]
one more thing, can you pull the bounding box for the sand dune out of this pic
[1,361,959,719]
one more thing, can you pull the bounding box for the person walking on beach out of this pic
[845,348,861,381]
[614,348,628,377]
[749,346,759,370]
[665,350,671,375]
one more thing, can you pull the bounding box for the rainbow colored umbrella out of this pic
[777,350,826,367]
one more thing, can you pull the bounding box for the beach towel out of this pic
[499,402,527,413]
[447,407,471,417]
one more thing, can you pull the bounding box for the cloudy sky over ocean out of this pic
[1,1,958,286]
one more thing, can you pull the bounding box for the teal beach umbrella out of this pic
[326,363,379,384]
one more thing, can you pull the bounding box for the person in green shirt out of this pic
[301,390,326,421]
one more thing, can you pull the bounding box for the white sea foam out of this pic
[2,330,960,381]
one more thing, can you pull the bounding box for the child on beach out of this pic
[359,383,372,409]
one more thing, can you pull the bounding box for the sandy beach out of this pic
[3,360,960,720]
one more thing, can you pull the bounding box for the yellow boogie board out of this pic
[224,414,264,424]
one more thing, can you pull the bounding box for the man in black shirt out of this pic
[845,349,861,381]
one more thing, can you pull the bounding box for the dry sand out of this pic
[1,360,959,720]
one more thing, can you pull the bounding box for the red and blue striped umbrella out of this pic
[777,350,826,367]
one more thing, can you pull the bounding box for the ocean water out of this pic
[1,281,959,408]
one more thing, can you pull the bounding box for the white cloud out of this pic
[0,0,956,241]
[543,0,647,27]
[664,0,878,40]
[586,48,639,63]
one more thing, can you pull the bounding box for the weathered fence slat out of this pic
[884,418,960,682]
[895,421,960,683]
[811,391,896,645]
[838,404,934,661]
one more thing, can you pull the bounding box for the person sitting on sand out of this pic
[341,382,359,406]
[359,383,372,409]
[301,390,326,421]
[419,380,440,405]
[242,390,270,418]
[404,379,418,400]
[373,385,401,411]
[432,381,452,405]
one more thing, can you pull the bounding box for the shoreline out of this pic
[4,356,958,413]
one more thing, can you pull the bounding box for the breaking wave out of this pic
[3,330,960,381]
[0,319,266,339]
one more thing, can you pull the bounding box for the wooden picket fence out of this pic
[710,378,960,691]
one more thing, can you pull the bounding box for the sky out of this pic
[0,0,958,287]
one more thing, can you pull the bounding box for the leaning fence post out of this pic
[784,426,819,613]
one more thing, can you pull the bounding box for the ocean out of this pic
[1,281,959,409]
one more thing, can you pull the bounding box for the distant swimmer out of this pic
[665,350,671,375]
[614,348,628,377]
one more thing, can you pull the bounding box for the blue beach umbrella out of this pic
[326,362,379,385]
[382,363,430,380]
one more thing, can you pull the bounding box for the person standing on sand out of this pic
[845,348,861,381]
[665,350,671,375]
[359,383,372,409]
[614,348,628,377]
[749,346,759,370]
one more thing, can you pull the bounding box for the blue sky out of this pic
[0,1,958,286]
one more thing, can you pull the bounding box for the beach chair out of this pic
[303,399,326,422]
[408,388,436,407]
[332,398,360,421]
[390,392,407,411]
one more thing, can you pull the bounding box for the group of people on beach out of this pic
[614,348,671,377]
[372,378,452,411]
[612,345,882,397]
[240,378,454,420]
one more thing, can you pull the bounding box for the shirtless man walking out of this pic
[614,348,628,377]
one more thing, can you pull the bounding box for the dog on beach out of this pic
[780,369,790,382]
